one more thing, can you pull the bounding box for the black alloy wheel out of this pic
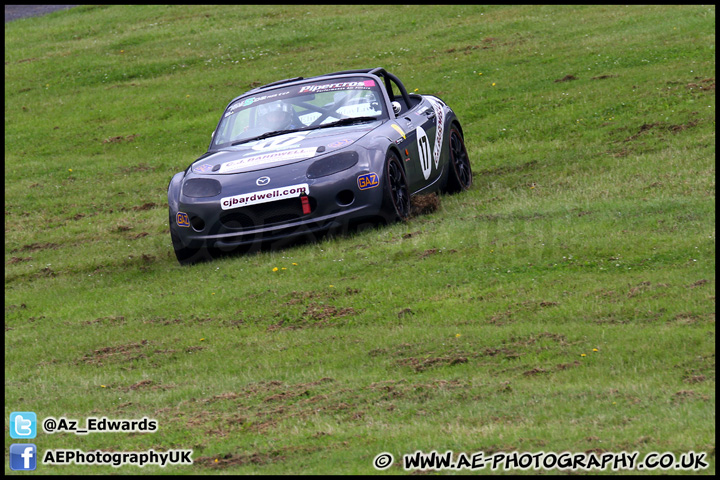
[446,127,472,193]
[383,152,410,221]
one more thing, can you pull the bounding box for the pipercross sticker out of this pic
[219,148,318,173]
[221,184,309,210]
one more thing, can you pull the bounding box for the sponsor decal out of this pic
[357,172,379,190]
[251,132,309,151]
[327,138,353,149]
[221,183,309,210]
[298,80,375,94]
[193,163,214,173]
[176,212,190,227]
[225,91,291,117]
[391,123,406,140]
[426,96,446,169]
[219,147,318,173]
[416,126,432,180]
[256,176,270,186]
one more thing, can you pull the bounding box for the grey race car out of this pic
[168,67,472,265]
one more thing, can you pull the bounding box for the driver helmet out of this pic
[258,101,294,130]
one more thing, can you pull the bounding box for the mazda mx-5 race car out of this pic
[168,67,472,264]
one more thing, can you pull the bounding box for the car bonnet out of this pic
[190,127,374,175]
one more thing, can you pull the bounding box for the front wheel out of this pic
[444,126,472,193]
[381,151,410,222]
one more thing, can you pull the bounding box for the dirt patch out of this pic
[131,202,160,211]
[672,390,711,402]
[523,367,549,376]
[623,121,700,142]
[268,302,359,330]
[81,315,126,326]
[686,78,715,91]
[410,193,440,216]
[396,355,468,372]
[11,242,58,253]
[80,340,150,366]
[397,307,413,318]
[688,279,709,288]
[103,134,139,144]
[555,75,578,83]
[7,256,32,264]
[556,361,581,371]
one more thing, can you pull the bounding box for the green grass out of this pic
[5,4,715,475]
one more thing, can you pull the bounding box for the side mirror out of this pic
[391,101,401,115]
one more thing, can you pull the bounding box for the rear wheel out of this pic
[381,151,410,222]
[445,126,472,193]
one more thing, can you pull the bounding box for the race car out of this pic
[168,67,472,264]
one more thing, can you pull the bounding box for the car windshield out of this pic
[212,76,387,148]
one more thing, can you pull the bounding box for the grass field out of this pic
[5,4,715,475]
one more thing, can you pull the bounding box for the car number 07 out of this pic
[416,126,432,180]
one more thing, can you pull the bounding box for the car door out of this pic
[401,99,442,193]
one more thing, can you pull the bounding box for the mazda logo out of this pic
[256,176,270,186]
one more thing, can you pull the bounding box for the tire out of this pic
[445,126,472,193]
[381,151,410,222]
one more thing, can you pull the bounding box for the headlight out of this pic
[306,151,359,179]
[182,178,222,198]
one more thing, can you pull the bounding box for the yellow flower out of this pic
[414,88,419,92]
[68,169,73,172]
[101,385,106,388]
[272,267,279,272]
[281,267,286,270]
[329,285,334,288]
[581,353,586,357]
[200,338,205,341]
[455,333,461,338]
[292,262,298,266]
[592,348,599,352]
[478,72,483,75]
[492,83,496,86]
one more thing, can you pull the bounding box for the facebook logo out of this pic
[10,444,37,471]
[10,411,37,438]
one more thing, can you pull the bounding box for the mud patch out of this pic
[410,193,440,217]
[7,256,32,264]
[80,340,150,365]
[11,242,58,253]
[268,302,360,330]
[103,134,139,144]
[396,355,468,372]
[686,77,715,91]
[555,75,578,83]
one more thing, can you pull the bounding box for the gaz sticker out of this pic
[176,212,190,227]
[357,172,379,190]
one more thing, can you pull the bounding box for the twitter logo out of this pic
[10,412,37,439]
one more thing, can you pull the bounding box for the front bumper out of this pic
[169,162,385,252]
